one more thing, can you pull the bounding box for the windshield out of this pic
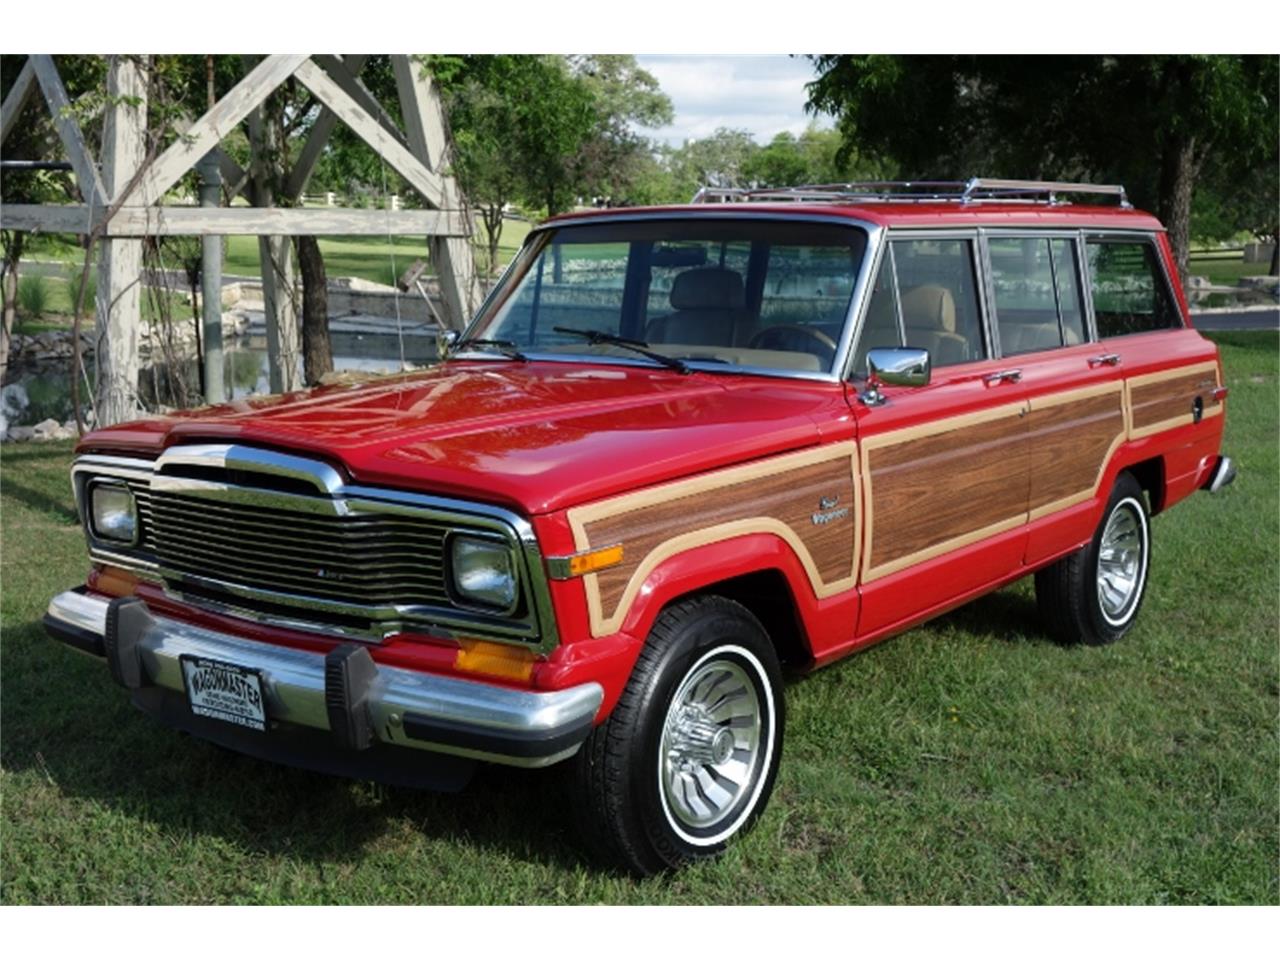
[466,218,869,376]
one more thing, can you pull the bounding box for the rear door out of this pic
[982,231,1129,567]
[850,232,1031,639]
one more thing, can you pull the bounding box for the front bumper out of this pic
[45,590,602,776]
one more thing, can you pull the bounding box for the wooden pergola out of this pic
[0,54,481,425]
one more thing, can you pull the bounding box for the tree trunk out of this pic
[482,204,504,277]
[296,235,332,386]
[1157,134,1197,282]
[0,232,23,385]
[1270,240,1279,277]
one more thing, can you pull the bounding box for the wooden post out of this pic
[392,55,482,329]
[246,83,300,394]
[94,55,147,426]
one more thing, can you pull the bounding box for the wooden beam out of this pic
[392,55,451,172]
[29,55,108,207]
[0,56,38,147]
[293,58,446,210]
[391,55,481,327]
[139,54,308,204]
[312,55,405,146]
[285,54,370,202]
[95,54,149,428]
[0,204,469,236]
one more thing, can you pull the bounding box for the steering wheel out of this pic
[748,325,839,366]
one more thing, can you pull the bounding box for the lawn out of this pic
[0,332,1276,905]
[19,219,534,290]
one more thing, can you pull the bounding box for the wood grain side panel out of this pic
[568,443,860,637]
[1127,361,1222,439]
[1026,384,1127,520]
[863,404,1029,580]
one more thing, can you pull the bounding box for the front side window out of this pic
[475,220,868,375]
[1086,238,1181,338]
[849,237,986,374]
[988,236,1087,355]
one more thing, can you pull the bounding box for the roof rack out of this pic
[690,178,1132,208]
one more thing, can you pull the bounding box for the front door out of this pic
[849,234,1031,639]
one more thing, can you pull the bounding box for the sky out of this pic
[634,55,832,147]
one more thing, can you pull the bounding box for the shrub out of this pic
[17,274,48,319]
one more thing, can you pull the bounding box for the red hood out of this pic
[79,360,851,514]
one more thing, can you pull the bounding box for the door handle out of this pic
[983,369,1023,385]
[1088,353,1121,367]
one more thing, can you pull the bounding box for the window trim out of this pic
[1082,231,1187,341]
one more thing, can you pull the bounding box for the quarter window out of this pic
[1086,239,1181,337]
[988,237,1087,355]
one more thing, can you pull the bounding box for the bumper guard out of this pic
[44,590,602,771]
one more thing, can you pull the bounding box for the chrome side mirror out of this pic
[437,328,461,359]
[860,347,931,406]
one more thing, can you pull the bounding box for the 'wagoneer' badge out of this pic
[811,495,850,526]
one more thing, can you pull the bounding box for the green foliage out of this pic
[17,274,49,319]
[805,55,1280,265]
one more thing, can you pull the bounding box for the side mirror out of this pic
[867,346,931,387]
[860,346,931,406]
[437,328,461,359]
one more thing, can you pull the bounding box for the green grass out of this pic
[21,221,533,290]
[1187,257,1272,286]
[1,332,1276,904]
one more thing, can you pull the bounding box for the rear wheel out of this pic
[571,595,784,875]
[1035,472,1151,645]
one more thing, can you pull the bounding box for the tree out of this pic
[668,127,759,197]
[806,55,1279,275]
[568,55,673,203]
[432,56,596,271]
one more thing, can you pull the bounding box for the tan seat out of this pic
[899,284,971,366]
[647,268,746,347]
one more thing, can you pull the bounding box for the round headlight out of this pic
[90,481,137,544]
[450,535,517,611]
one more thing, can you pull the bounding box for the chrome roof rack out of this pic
[690,177,1132,208]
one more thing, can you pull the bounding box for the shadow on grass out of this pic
[931,587,1052,645]
[1,618,598,879]
[0,478,80,525]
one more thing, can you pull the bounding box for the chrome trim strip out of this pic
[45,590,602,769]
[71,448,562,654]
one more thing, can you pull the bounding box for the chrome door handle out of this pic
[1089,353,1121,367]
[984,369,1023,384]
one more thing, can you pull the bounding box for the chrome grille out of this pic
[147,490,452,608]
[124,478,155,552]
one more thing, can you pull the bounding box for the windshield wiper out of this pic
[551,326,690,374]
[451,337,528,361]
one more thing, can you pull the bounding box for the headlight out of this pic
[450,535,517,611]
[89,481,137,544]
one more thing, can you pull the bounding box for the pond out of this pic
[1,328,440,432]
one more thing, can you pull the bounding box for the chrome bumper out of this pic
[44,589,602,769]
[1204,455,1237,494]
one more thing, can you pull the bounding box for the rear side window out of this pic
[1086,239,1182,338]
[989,237,1087,355]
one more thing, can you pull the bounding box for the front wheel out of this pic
[1035,472,1152,645]
[570,595,784,875]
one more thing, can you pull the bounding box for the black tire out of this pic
[570,595,784,876]
[1035,472,1152,645]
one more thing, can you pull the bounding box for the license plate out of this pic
[180,655,267,732]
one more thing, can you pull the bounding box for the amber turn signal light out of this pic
[546,544,624,580]
[454,638,537,682]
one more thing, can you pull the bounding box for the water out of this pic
[4,329,440,430]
